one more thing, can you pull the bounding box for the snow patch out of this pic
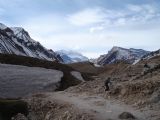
[0,63,63,98]
[132,59,140,65]
[71,71,85,81]
[94,64,101,67]
[56,50,88,63]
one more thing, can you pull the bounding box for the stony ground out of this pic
[27,91,153,120]
[26,73,160,120]
[25,56,160,120]
[25,84,159,120]
[1,56,160,120]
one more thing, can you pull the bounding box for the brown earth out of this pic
[24,56,160,120]
[1,54,160,120]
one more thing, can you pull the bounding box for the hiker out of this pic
[144,63,150,69]
[104,77,111,91]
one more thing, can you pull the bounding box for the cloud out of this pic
[17,14,70,38]
[82,51,105,58]
[67,8,106,26]
[2,0,160,58]
[127,4,159,21]
[127,4,143,12]
[12,3,159,59]
[89,4,160,33]
[34,26,160,58]
[68,3,160,34]
[89,26,104,33]
[127,4,156,14]
[111,4,160,27]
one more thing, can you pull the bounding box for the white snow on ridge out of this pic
[96,46,149,65]
[132,59,140,65]
[71,71,85,81]
[10,27,36,43]
[56,50,88,63]
[93,64,101,67]
[0,23,60,62]
[110,47,133,60]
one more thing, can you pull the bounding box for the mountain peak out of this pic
[0,23,63,62]
[10,27,35,43]
[0,23,7,30]
[11,27,29,36]
[111,46,126,51]
[112,46,121,49]
[56,50,88,63]
[57,50,83,56]
[96,47,149,65]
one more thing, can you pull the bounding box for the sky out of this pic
[0,0,160,58]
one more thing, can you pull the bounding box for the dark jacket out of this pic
[104,78,111,91]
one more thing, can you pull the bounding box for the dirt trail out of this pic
[46,91,151,120]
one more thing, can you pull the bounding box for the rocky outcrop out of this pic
[118,112,136,119]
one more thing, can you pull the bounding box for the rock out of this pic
[11,113,28,120]
[118,112,136,119]
[150,90,160,103]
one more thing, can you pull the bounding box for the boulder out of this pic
[11,113,28,120]
[119,112,136,119]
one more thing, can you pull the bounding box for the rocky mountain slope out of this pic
[0,23,62,62]
[56,50,88,63]
[141,49,160,60]
[96,46,149,66]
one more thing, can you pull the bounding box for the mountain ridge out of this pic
[0,23,63,62]
[95,46,150,65]
[56,50,88,63]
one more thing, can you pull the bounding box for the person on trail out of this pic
[104,77,111,91]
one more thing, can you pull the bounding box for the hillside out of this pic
[23,55,160,120]
[0,23,63,62]
[1,50,160,120]
[68,61,100,74]
[0,49,160,120]
[96,46,149,66]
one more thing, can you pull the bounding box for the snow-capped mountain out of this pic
[141,49,160,60]
[0,23,7,30]
[96,46,149,65]
[56,50,88,63]
[0,23,63,62]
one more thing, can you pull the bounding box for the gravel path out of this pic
[46,91,151,120]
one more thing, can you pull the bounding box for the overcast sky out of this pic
[0,0,160,58]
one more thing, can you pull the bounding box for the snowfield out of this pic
[0,64,63,98]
